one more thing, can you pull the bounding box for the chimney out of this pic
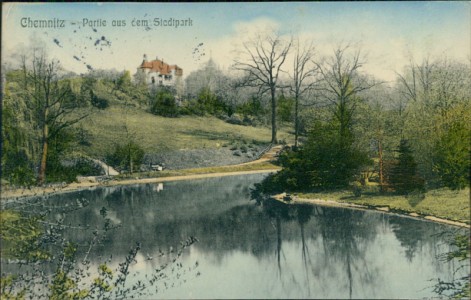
[156,56,159,61]
[143,54,148,61]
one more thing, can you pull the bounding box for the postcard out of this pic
[1,2,470,299]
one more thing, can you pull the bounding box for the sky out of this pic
[2,2,470,83]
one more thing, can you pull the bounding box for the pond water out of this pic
[2,173,467,299]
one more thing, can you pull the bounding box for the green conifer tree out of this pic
[390,139,425,194]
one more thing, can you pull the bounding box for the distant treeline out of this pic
[2,40,470,192]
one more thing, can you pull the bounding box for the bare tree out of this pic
[233,32,292,143]
[21,48,87,185]
[289,39,318,147]
[395,56,471,181]
[315,45,376,145]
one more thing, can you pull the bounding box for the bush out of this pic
[75,126,92,146]
[2,149,36,186]
[107,141,144,173]
[90,90,109,109]
[433,121,470,190]
[236,97,265,120]
[150,89,179,117]
[226,114,243,125]
[350,181,363,197]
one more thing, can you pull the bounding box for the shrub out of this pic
[90,90,109,109]
[433,121,470,190]
[107,141,144,173]
[150,89,179,117]
[226,114,243,125]
[350,181,363,197]
[2,149,35,187]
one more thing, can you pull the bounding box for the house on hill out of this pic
[136,54,183,88]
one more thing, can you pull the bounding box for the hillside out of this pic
[75,104,293,168]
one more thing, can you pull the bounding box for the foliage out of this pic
[389,139,425,194]
[1,275,26,300]
[433,121,470,190]
[75,126,92,146]
[0,210,50,261]
[49,242,89,300]
[236,96,265,119]
[182,87,230,117]
[254,122,371,198]
[302,123,371,189]
[398,58,471,184]
[2,71,37,186]
[150,87,179,117]
[107,140,145,173]
[434,233,470,299]
[90,90,109,109]
[1,195,199,299]
[42,129,102,183]
[277,94,294,123]
[1,149,36,187]
[45,128,78,183]
[19,49,89,184]
[116,70,132,93]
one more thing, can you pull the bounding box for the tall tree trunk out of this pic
[271,86,277,144]
[378,139,384,192]
[38,111,49,185]
[294,95,299,148]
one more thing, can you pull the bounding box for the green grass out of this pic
[76,105,293,158]
[298,187,470,224]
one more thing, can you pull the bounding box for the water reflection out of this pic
[2,174,467,299]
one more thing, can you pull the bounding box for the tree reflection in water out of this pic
[261,199,380,299]
[2,174,467,299]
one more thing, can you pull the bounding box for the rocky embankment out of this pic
[142,145,271,170]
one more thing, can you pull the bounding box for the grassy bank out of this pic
[298,187,470,224]
[78,105,293,158]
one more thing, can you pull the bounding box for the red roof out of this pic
[140,59,182,76]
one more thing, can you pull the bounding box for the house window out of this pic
[151,77,155,84]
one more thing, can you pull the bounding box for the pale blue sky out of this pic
[2,2,470,82]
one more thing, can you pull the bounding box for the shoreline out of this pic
[1,169,279,202]
[2,168,468,229]
[272,194,470,229]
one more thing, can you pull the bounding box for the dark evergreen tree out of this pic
[255,122,370,193]
[389,139,425,194]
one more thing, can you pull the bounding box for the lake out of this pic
[2,173,467,299]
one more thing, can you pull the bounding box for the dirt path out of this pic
[236,145,284,166]
[1,145,284,202]
[92,159,119,175]
[1,169,279,202]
